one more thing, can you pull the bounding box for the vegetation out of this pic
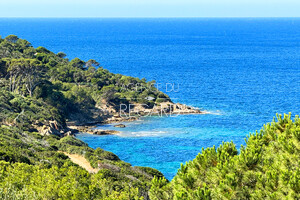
[150,113,300,199]
[0,35,299,199]
[0,35,166,199]
[0,126,164,199]
[0,35,170,120]
[0,35,171,127]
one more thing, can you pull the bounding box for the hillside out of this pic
[0,35,176,127]
[0,35,166,199]
[0,124,165,199]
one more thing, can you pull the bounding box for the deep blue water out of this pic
[1,18,299,180]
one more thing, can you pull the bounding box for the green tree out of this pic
[7,59,44,96]
[69,58,86,70]
[5,35,19,43]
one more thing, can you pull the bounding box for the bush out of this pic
[150,114,300,200]
[94,148,120,161]
[59,136,88,147]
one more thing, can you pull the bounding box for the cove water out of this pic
[1,18,299,180]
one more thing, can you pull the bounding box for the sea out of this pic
[1,18,299,180]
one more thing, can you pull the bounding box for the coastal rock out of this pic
[64,131,74,136]
[37,120,78,137]
[40,125,62,136]
[121,101,202,117]
[92,130,120,135]
[105,116,139,124]
[71,126,96,133]
[114,124,126,128]
[65,102,204,137]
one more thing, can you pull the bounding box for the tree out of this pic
[7,59,44,96]
[57,52,67,59]
[5,35,19,43]
[69,58,86,70]
[100,85,118,102]
[23,59,44,97]
[16,39,32,49]
[7,59,23,93]
[36,46,51,54]
[85,59,100,68]
[0,59,7,78]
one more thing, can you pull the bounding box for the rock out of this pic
[40,127,51,136]
[76,126,89,132]
[49,120,60,130]
[70,128,79,134]
[64,131,73,136]
[114,124,126,128]
[40,126,62,137]
[34,120,43,126]
[92,130,120,135]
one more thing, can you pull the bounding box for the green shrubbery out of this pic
[150,113,300,199]
[0,35,171,127]
[0,124,161,199]
[0,88,65,129]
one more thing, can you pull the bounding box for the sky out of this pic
[0,0,300,18]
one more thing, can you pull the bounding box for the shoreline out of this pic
[68,107,212,136]
[36,103,214,137]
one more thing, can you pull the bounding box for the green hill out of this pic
[0,35,171,128]
[0,35,166,199]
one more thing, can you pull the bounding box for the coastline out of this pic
[67,102,211,136]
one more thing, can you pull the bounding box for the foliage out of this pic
[0,35,171,126]
[150,113,300,199]
[0,124,162,199]
[0,88,64,129]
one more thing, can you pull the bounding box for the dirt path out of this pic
[63,152,99,173]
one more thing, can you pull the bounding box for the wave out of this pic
[116,130,169,137]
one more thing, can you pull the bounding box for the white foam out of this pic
[117,130,168,137]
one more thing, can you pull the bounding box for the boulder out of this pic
[64,131,74,136]
[114,124,126,128]
[92,130,120,135]
[40,125,62,136]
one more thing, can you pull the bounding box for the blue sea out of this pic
[1,18,299,180]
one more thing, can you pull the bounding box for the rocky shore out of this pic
[98,102,206,124]
[68,125,120,135]
[36,102,207,137]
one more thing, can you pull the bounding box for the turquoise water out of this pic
[1,18,299,179]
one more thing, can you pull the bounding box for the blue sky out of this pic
[0,0,299,18]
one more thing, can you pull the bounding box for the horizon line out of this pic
[0,16,300,19]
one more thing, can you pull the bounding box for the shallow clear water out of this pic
[1,18,299,179]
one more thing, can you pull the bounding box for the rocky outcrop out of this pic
[87,101,205,125]
[105,116,138,124]
[68,126,96,133]
[39,120,62,136]
[38,120,77,137]
[129,102,202,115]
[92,129,120,135]
[68,125,120,135]
[114,124,126,128]
[65,101,206,136]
